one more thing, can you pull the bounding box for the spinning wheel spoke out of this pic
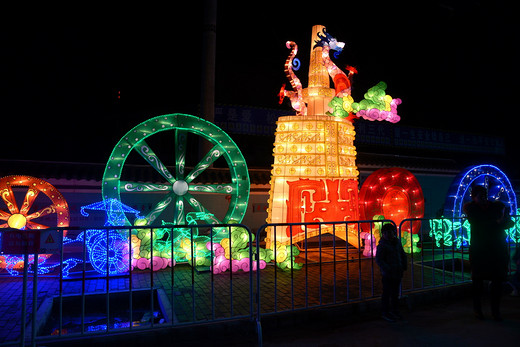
[175,129,187,180]
[19,188,40,215]
[1,186,19,214]
[184,144,223,183]
[184,192,222,224]
[119,181,172,193]
[145,191,175,225]
[25,204,57,221]
[135,139,176,184]
[189,184,235,195]
[90,240,106,254]
[0,209,10,220]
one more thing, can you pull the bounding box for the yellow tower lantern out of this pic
[267,25,361,248]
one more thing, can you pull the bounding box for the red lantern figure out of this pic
[359,168,424,237]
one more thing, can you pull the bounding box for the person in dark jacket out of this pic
[509,247,520,296]
[463,185,513,321]
[375,223,407,322]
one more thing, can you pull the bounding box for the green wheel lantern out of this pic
[102,113,250,228]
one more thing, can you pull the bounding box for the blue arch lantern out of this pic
[441,164,518,246]
[444,165,517,218]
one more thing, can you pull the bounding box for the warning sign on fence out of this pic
[0,229,62,254]
[38,229,61,254]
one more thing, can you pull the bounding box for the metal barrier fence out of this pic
[253,218,476,317]
[0,218,518,346]
[253,217,518,345]
[0,224,256,347]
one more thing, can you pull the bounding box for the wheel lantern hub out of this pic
[173,180,189,196]
[7,213,27,229]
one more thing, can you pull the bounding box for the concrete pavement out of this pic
[262,287,520,346]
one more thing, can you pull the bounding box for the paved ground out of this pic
[56,285,517,347]
[261,290,520,347]
[0,246,517,346]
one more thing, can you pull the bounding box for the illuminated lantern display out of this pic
[359,214,387,257]
[0,175,69,231]
[78,113,292,274]
[79,198,282,274]
[267,114,360,247]
[430,164,518,248]
[210,224,270,274]
[98,113,250,273]
[268,25,402,250]
[0,175,70,275]
[80,199,142,275]
[102,113,250,228]
[358,168,424,253]
[279,41,307,116]
[209,222,301,273]
[443,164,517,220]
[80,201,217,274]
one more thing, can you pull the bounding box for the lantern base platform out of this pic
[265,224,360,249]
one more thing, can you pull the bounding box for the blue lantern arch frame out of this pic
[442,164,518,246]
[444,165,517,218]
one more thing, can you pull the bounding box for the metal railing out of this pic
[0,217,518,346]
[0,223,256,346]
[254,219,393,318]
[252,218,478,316]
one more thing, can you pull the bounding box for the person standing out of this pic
[375,223,408,322]
[463,185,513,321]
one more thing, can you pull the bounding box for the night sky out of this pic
[1,2,518,173]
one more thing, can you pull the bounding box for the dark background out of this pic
[1,1,517,174]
